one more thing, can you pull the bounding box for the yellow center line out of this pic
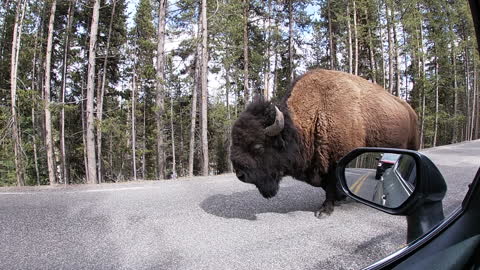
[350,174,369,195]
[349,173,366,191]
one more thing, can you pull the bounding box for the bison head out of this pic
[230,101,292,199]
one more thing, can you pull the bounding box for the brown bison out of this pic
[230,69,419,217]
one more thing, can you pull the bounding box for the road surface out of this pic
[1,140,479,269]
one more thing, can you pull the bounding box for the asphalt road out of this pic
[1,140,479,270]
[345,168,378,202]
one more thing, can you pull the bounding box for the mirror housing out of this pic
[336,148,448,242]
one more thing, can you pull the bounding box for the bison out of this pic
[230,69,419,217]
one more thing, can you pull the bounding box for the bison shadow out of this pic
[199,183,325,220]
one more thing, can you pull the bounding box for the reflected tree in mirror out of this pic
[345,152,417,208]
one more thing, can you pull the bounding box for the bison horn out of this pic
[265,106,284,136]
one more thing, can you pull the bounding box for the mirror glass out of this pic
[344,152,417,208]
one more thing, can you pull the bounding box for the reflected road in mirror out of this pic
[345,152,416,208]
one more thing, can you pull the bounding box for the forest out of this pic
[0,0,478,186]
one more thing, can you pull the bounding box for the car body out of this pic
[373,154,416,208]
[375,153,400,180]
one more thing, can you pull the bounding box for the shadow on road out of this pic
[199,185,323,220]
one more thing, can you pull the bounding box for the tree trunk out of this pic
[60,0,76,185]
[433,54,439,147]
[85,0,100,184]
[263,0,272,100]
[420,86,426,148]
[403,26,408,101]
[378,0,386,87]
[81,80,89,183]
[288,0,294,81]
[131,73,137,181]
[393,12,400,97]
[31,9,40,186]
[419,17,426,148]
[273,40,278,98]
[471,61,477,140]
[387,2,394,94]
[155,0,167,180]
[347,0,353,74]
[44,0,57,185]
[10,0,26,186]
[327,0,334,70]
[452,42,459,143]
[365,9,376,83]
[170,86,177,179]
[141,88,146,179]
[476,67,480,140]
[200,0,209,176]
[353,0,358,75]
[465,47,471,141]
[225,65,233,173]
[188,21,201,177]
[96,0,116,183]
[243,0,249,105]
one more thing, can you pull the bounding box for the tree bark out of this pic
[465,46,471,141]
[452,41,459,143]
[188,21,201,177]
[170,86,177,179]
[393,11,400,97]
[433,54,439,147]
[419,17,426,148]
[263,0,271,100]
[141,86,146,179]
[387,1,394,94]
[155,0,167,179]
[31,7,40,185]
[131,73,137,181]
[85,0,100,184]
[378,0,386,87]
[353,0,358,75]
[327,0,334,70]
[60,0,76,185]
[81,80,89,183]
[97,0,116,183]
[225,65,233,173]
[347,0,353,74]
[243,0,249,105]
[288,0,294,81]
[200,0,209,176]
[365,8,376,83]
[44,0,57,185]
[471,61,477,140]
[10,0,26,186]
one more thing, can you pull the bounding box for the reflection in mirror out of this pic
[345,152,417,208]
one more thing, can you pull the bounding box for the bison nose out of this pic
[236,171,246,182]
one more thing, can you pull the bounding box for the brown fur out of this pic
[286,69,419,176]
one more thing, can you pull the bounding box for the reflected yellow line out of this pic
[350,174,369,195]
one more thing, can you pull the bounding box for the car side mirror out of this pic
[336,148,448,243]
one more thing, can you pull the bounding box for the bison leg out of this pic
[314,168,346,218]
[314,183,335,217]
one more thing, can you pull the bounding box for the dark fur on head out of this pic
[230,99,305,198]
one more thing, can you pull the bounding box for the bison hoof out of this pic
[314,200,334,218]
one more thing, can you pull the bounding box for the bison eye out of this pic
[252,144,264,154]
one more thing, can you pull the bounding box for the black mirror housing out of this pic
[336,148,447,215]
